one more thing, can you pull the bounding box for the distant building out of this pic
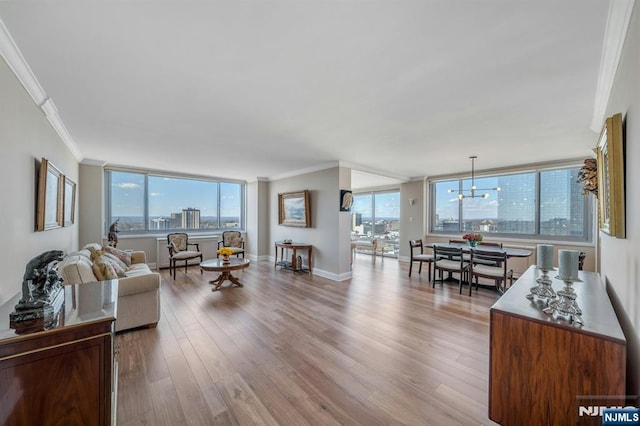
[149,217,171,230]
[182,208,200,229]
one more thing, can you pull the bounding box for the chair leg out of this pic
[409,261,413,277]
[200,255,203,274]
[418,262,423,275]
[184,260,188,274]
[428,262,432,282]
[171,259,176,280]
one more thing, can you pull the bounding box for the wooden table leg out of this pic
[209,272,244,291]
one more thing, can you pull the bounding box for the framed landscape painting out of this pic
[597,113,625,238]
[278,190,310,227]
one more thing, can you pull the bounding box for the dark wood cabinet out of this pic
[0,280,118,425]
[489,266,626,426]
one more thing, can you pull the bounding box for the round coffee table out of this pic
[200,258,250,291]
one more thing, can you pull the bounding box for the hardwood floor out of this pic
[116,255,501,425]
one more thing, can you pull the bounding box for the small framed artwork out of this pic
[340,189,353,211]
[63,176,76,226]
[278,190,310,227]
[36,158,64,231]
[597,112,625,238]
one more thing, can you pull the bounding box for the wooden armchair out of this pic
[167,233,203,280]
[217,231,245,258]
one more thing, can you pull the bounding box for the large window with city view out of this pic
[351,190,400,257]
[431,165,591,241]
[106,169,245,233]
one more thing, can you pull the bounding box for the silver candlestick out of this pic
[543,276,583,325]
[526,267,556,301]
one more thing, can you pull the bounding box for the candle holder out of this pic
[543,276,583,325]
[526,267,556,301]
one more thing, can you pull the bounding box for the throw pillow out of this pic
[104,252,128,271]
[102,245,132,266]
[103,254,127,278]
[88,246,104,261]
[92,255,118,281]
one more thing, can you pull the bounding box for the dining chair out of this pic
[408,239,433,279]
[217,231,245,258]
[167,233,203,280]
[432,245,469,293]
[449,239,471,261]
[469,249,513,294]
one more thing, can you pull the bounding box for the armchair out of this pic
[167,233,203,280]
[217,231,245,258]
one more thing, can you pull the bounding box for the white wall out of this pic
[0,56,79,305]
[599,2,640,401]
[269,167,348,280]
[399,180,425,260]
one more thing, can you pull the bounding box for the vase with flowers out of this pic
[218,247,234,264]
[462,233,483,247]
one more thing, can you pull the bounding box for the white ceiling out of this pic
[0,1,610,188]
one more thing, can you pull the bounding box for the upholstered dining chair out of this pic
[408,239,434,279]
[167,233,203,280]
[432,245,469,293]
[217,231,245,258]
[469,248,513,295]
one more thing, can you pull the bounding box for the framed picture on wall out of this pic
[63,176,76,226]
[278,190,310,227]
[36,158,64,231]
[597,112,625,238]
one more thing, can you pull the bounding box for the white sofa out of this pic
[59,243,161,332]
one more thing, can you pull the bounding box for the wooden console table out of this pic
[274,241,312,274]
[0,280,118,425]
[489,266,626,425]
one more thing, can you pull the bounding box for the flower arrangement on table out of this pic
[462,233,483,246]
[218,247,234,262]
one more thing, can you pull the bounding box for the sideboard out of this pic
[489,266,626,426]
[0,280,118,425]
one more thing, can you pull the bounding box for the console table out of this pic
[489,266,626,425]
[274,241,312,274]
[0,280,118,425]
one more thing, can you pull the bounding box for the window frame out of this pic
[105,168,246,235]
[429,163,593,243]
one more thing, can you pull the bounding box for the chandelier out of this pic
[449,156,501,200]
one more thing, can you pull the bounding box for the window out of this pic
[106,169,245,234]
[431,166,591,241]
[351,190,400,256]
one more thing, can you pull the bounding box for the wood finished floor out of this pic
[116,255,501,425]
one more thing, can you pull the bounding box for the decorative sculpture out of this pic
[577,158,598,197]
[108,219,120,247]
[10,250,65,330]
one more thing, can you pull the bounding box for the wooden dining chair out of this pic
[469,249,513,294]
[432,245,469,293]
[408,239,433,279]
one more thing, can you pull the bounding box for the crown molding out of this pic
[338,161,410,182]
[80,158,108,167]
[268,161,340,181]
[590,0,635,132]
[0,17,82,161]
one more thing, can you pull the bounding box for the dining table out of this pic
[424,242,533,258]
[424,241,533,290]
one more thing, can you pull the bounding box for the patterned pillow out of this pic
[92,255,118,281]
[102,246,132,266]
[104,252,128,271]
[103,254,127,278]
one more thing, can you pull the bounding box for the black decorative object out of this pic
[10,250,65,331]
[108,219,119,247]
